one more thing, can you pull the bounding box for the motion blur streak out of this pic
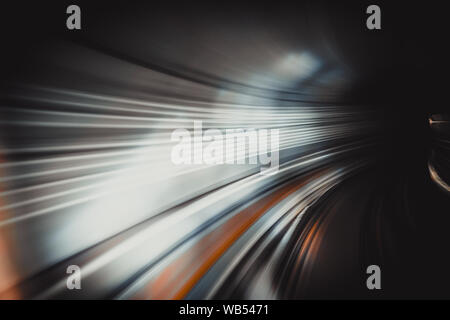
[0,34,374,298]
[0,152,21,298]
[1,2,449,299]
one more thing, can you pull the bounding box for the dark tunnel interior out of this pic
[0,1,449,299]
